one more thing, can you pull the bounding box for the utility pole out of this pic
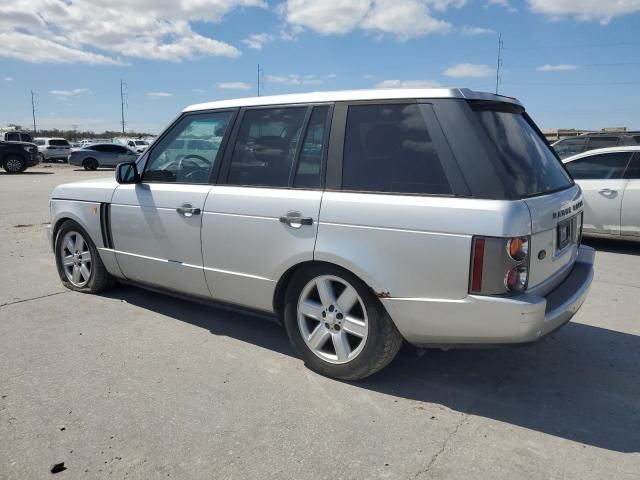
[257,64,264,96]
[495,33,503,95]
[30,90,37,133]
[120,79,127,134]
[72,124,78,142]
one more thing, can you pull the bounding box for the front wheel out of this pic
[54,220,116,293]
[284,264,403,380]
[3,155,27,173]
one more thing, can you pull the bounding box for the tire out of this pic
[2,154,27,173]
[83,158,98,171]
[38,153,45,163]
[284,264,403,380]
[54,220,116,294]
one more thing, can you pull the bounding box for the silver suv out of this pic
[47,88,594,380]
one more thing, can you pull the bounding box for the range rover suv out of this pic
[47,88,594,380]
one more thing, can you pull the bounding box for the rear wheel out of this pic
[284,264,403,380]
[83,158,98,171]
[38,153,45,163]
[54,220,116,293]
[2,155,27,173]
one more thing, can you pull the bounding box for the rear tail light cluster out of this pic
[470,236,531,295]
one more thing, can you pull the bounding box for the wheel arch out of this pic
[272,259,386,318]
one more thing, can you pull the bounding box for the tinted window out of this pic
[587,136,619,150]
[50,139,70,146]
[632,135,640,145]
[90,145,107,152]
[6,133,19,141]
[553,137,587,159]
[35,139,45,146]
[342,103,451,195]
[20,134,33,142]
[294,106,328,189]
[472,102,573,197]
[625,155,640,179]
[144,111,233,183]
[228,107,307,187]
[565,152,632,180]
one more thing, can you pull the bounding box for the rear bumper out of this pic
[382,245,595,346]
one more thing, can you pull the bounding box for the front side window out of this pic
[553,137,587,159]
[342,103,452,195]
[227,107,307,187]
[565,152,633,180]
[472,102,573,197]
[144,111,234,184]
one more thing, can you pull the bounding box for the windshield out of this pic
[471,101,573,197]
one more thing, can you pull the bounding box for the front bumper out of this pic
[382,245,595,346]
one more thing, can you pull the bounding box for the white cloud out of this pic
[0,0,264,64]
[282,0,463,39]
[486,0,517,12]
[243,32,274,50]
[50,88,92,97]
[362,74,376,79]
[148,92,173,97]
[444,63,494,77]
[192,88,207,93]
[3,76,13,81]
[267,74,326,85]
[218,82,251,90]
[376,79,442,88]
[461,25,495,35]
[537,64,579,72]
[528,0,640,23]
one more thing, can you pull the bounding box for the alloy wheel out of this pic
[297,275,368,364]
[60,231,92,287]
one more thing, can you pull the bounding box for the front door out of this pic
[109,110,236,297]
[201,105,330,312]
[565,151,633,235]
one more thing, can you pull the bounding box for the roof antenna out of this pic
[495,33,503,94]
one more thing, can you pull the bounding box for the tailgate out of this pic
[524,184,584,295]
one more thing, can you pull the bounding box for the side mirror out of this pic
[116,162,141,184]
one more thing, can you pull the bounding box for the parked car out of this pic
[1,130,35,143]
[563,146,640,241]
[114,137,151,153]
[79,139,111,148]
[34,137,72,163]
[0,140,39,173]
[47,88,594,380]
[553,132,640,159]
[68,143,138,170]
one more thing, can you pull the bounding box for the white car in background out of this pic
[34,137,71,163]
[563,146,640,241]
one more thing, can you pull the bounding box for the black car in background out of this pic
[0,141,39,173]
[552,132,640,159]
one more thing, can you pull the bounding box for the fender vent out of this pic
[100,203,113,249]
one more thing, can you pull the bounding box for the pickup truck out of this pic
[0,140,39,173]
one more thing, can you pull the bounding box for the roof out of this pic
[183,88,521,112]
[562,146,640,162]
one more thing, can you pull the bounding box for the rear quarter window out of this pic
[470,101,573,197]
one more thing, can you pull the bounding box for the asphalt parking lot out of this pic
[1,164,639,479]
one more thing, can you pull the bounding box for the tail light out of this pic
[470,236,530,295]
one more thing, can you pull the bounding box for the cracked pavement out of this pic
[1,165,639,479]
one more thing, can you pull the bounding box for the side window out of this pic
[624,155,640,179]
[227,107,307,187]
[553,137,586,158]
[144,111,234,184]
[587,136,619,150]
[293,106,329,188]
[342,103,452,195]
[565,152,632,180]
[91,145,107,152]
[35,139,45,146]
[6,133,19,141]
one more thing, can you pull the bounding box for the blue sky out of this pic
[1,0,639,133]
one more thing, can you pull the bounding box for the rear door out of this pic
[564,151,632,235]
[110,110,236,297]
[201,105,330,312]
[621,153,640,237]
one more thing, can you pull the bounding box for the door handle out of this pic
[598,188,617,198]
[176,203,201,217]
[279,212,313,229]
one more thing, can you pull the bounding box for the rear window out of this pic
[50,139,70,146]
[471,101,573,197]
